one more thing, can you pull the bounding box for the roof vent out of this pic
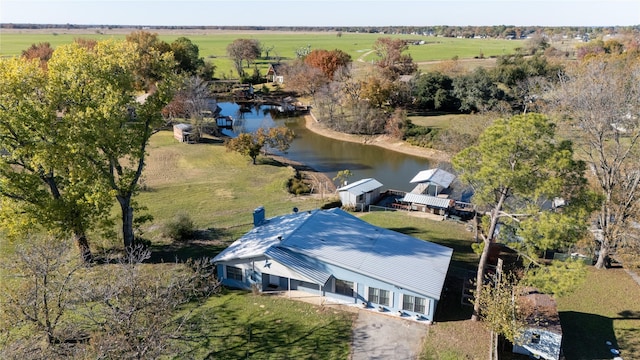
[253,206,265,227]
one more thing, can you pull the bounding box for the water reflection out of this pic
[218,102,434,192]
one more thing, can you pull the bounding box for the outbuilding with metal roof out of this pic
[336,178,383,211]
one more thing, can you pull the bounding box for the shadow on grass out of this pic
[435,273,474,322]
[188,295,352,359]
[559,311,620,360]
[148,227,236,263]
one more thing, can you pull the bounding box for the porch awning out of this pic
[265,247,332,285]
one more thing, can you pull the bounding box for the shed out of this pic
[173,123,193,143]
[266,63,285,84]
[513,288,563,360]
[212,207,453,323]
[337,178,383,211]
[410,168,456,196]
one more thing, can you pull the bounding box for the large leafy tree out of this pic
[552,55,640,269]
[304,49,351,80]
[47,40,177,250]
[125,30,172,87]
[170,36,205,75]
[452,113,590,321]
[452,67,506,113]
[0,57,113,261]
[413,71,457,111]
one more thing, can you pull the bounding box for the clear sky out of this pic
[1,0,639,27]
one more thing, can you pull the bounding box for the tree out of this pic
[413,71,457,111]
[0,240,221,358]
[452,67,506,113]
[282,60,329,102]
[373,37,417,76]
[452,113,590,321]
[332,170,353,187]
[225,127,295,165]
[0,57,113,262]
[304,49,352,80]
[76,246,220,359]
[21,42,54,69]
[552,55,640,269]
[0,236,84,355]
[126,30,172,87]
[171,37,205,75]
[226,38,261,77]
[477,273,525,360]
[47,40,177,250]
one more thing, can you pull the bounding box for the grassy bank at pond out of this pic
[0,30,523,78]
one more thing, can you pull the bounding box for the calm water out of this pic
[218,102,434,192]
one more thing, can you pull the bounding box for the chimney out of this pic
[253,206,265,227]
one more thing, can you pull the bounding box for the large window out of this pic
[226,265,243,281]
[402,295,428,314]
[368,287,390,306]
[334,279,354,297]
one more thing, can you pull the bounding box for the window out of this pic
[368,287,390,306]
[334,279,354,297]
[226,266,243,281]
[402,295,428,314]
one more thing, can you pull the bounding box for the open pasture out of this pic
[0,29,523,77]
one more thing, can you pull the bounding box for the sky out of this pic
[1,0,639,27]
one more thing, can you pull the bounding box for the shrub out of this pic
[287,173,310,195]
[163,212,195,241]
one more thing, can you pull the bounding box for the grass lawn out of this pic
[406,113,491,136]
[181,290,355,359]
[136,131,324,234]
[556,267,640,359]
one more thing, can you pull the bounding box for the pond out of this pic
[218,102,435,192]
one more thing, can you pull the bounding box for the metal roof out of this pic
[265,247,332,285]
[400,193,453,209]
[174,123,193,131]
[337,178,383,195]
[214,208,453,300]
[409,168,456,188]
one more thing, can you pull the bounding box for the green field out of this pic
[0,30,524,78]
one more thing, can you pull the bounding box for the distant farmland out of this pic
[0,28,524,76]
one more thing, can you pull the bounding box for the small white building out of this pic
[173,123,193,143]
[410,168,456,196]
[337,178,383,211]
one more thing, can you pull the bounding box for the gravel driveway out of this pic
[350,310,429,360]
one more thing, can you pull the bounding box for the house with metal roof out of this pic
[337,178,383,211]
[212,207,453,322]
[410,168,456,196]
